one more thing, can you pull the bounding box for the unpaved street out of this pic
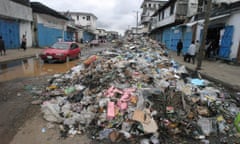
[0,45,107,144]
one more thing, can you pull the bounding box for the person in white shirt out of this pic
[184,41,196,64]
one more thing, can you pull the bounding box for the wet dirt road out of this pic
[0,46,107,144]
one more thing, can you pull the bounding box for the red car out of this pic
[40,42,81,63]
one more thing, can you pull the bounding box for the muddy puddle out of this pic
[0,58,81,82]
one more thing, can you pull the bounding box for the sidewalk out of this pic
[0,48,43,64]
[169,50,240,90]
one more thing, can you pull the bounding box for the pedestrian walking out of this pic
[184,40,196,64]
[177,39,183,56]
[195,40,200,59]
[0,36,6,56]
[21,34,27,51]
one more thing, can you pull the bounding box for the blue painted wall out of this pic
[219,26,234,59]
[37,24,63,47]
[83,31,95,42]
[162,28,172,49]
[182,27,192,54]
[0,19,20,49]
[64,31,74,42]
[160,26,192,54]
[155,32,162,43]
[171,27,182,51]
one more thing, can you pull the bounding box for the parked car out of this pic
[89,39,99,47]
[40,42,81,63]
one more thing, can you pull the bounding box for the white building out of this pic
[68,12,97,32]
[0,0,33,48]
[140,0,167,34]
[67,12,98,42]
[96,28,107,40]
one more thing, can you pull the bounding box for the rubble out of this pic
[39,37,240,143]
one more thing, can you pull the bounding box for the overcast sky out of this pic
[31,0,144,34]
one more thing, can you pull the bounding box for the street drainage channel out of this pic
[0,58,81,82]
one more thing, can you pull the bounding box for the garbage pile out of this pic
[40,37,240,143]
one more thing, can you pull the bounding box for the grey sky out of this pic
[31,0,144,34]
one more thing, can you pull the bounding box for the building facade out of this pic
[68,12,97,42]
[107,31,119,41]
[150,0,192,51]
[187,1,240,61]
[96,29,107,40]
[148,0,240,61]
[140,0,167,34]
[31,2,68,47]
[0,0,32,49]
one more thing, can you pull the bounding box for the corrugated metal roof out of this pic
[31,2,68,20]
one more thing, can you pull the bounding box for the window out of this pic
[154,4,156,8]
[149,3,151,8]
[87,16,91,21]
[77,15,79,20]
[82,17,85,19]
[71,43,78,49]
[162,11,164,19]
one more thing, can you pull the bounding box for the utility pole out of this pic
[133,10,139,35]
[196,0,212,70]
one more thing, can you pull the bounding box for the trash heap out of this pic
[40,37,240,143]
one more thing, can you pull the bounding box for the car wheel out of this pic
[66,56,70,62]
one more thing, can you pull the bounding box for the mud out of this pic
[0,76,50,144]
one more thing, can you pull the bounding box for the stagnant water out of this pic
[0,58,81,82]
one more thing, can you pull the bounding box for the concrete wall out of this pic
[187,0,198,17]
[164,7,171,18]
[153,15,176,29]
[226,12,240,59]
[0,0,32,21]
[37,14,66,30]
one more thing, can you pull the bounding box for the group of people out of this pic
[177,39,200,64]
[177,39,220,64]
[0,34,27,56]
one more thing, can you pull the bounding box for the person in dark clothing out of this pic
[0,36,6,56]
[21,34,27,51]
[205,40,213,58]
[177,39,183,56]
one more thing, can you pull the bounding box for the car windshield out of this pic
[51,43,69,49]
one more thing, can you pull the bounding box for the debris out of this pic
[234,113,240,132]
[31,99,42,105]
[36,36,240,143]
[41,128,46,133]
